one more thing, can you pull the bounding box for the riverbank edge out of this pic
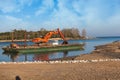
[0,59,120,64]
[0,41,120,80]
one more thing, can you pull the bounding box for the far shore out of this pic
[0,39,31,42]
[0,37,95,43]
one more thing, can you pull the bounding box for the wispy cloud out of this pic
[0,0,33,13]
[83,0,120,36]
[36,0,85,29]
[0,0,17,13]
[18,0,33,6]
[35,0,55,16]
[0,15,31,32]
[0,0,120,36]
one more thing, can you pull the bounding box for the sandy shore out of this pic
[0,41,120,80]
[0,61,120,80]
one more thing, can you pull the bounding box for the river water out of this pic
[0,37,120,62]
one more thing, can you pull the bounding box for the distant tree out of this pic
[71,28,81,38]
[38,28,48,38]
[0,27,83,40]
[0,32,11,40]
[82,29,87,39]
[12,29,26,40]
[62,28,72,38]
[61,28,81,39]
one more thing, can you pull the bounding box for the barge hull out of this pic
[2,44,84,53]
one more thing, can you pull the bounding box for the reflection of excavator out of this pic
[32,28,68,44]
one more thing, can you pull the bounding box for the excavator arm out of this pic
[32,28,68,44]
[57,28,68,44]
[43,31,58,40]
[32,31,58,43]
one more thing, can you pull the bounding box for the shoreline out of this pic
[0,59,120,64]
[0,41,120,80]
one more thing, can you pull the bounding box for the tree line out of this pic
[0,28,87,40]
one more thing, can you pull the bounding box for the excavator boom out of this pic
[32,28,68,44]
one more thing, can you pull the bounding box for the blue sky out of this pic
[0,0,120,36]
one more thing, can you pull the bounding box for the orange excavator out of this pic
[32,28,68,44]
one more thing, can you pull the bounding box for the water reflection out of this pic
[33,53,49,61]
[3,52,19,62]
[2,51,70,62]
[63,51,68,57]
[33,51,69,61]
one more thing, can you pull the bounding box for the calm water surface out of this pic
[0,37,120,62]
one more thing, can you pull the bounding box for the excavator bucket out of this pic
[62,40,68,44]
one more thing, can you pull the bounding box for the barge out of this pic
[2,43,84,53]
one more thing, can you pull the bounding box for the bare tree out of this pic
[71,28,81,38]
[82,29,87,39]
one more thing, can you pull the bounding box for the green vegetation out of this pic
[0,28,87,40]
